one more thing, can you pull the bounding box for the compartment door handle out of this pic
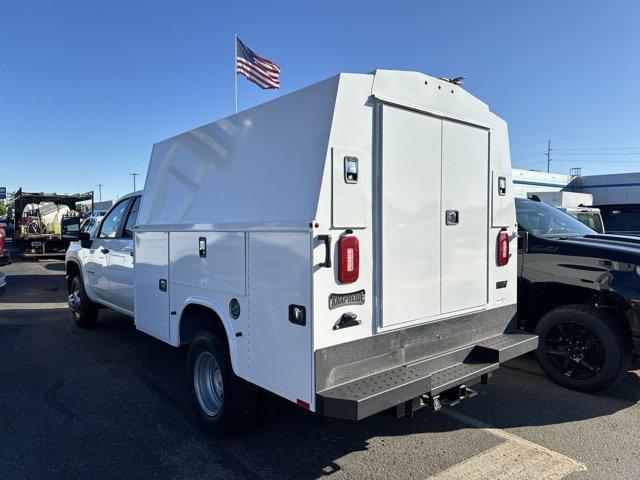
[318,235,332,268]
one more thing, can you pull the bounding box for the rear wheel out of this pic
[68,275,98,328]
[535,305,632,392]
[187,330,257,436]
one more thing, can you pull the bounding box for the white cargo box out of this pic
[135,70,536,420]
[528,190,594,207]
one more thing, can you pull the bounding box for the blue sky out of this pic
[1,0,639,201]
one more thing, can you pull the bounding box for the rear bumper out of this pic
[314,304,537,420]
[316,331,537,420]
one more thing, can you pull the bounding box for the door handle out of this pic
[100,248,110,254]
[445,210,459,226]
[317,235,332,268]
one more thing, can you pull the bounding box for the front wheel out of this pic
[187,330,257,436]
[68,275,98,328]
[535,305,632,392]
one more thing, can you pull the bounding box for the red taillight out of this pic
[338,235,359,283]
[497,229,509,266]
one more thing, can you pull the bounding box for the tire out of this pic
[187,330,257,436]
[68,275,98,328]
[535,305,632,392]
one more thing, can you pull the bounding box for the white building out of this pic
[512,169,640,205]
[511,168,574,198]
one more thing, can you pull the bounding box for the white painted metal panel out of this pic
[332,147,369,228]
[134,232,170,342]
[84,238,109,299]
[248,232,313,406]
[170,232,245,296]
[441,121,488,313]
[381,105,441,327]
[107,238,135,313]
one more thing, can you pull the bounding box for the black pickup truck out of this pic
[516,197,639,392]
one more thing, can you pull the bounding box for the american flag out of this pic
[235,37,281,89]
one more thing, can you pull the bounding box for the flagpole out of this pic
[234,33,238,114]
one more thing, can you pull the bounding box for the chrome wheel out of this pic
[68,289,81,317]
[194,351,224,417]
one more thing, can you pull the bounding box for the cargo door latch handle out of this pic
[445,210,459,226]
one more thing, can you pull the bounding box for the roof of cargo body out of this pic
[137,69,502,232]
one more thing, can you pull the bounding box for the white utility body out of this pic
[526,190,594,208]
[68,70,537,424]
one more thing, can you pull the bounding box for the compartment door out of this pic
[134,231,170,342]
[440,121,489,313]
[247,232,313,406]
[381,105,442,328]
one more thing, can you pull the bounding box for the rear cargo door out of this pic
[380,105,488,328]
[381,105,442,327]
[440,120,488,313]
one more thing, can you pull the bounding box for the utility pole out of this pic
[130,173,139,192]
[96,184,103,203]
[546,139,553,173]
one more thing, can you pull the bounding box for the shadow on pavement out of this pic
[44,262,65,272]
[46,310,640,479]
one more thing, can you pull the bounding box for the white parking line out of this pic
[0,302,69,310]
[426,409,586,480]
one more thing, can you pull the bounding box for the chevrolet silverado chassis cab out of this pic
[66,70,537,435]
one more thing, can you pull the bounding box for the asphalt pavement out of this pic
[1,249,639,479]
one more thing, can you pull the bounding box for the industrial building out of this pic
[513,169,640,205]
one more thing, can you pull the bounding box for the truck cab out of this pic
[66,191,141,323]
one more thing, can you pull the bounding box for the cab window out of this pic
[122,196,141,238]
[98,200,129,238]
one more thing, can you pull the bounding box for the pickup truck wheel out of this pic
[187,330,257,436]
[535,305,632,392]
[68,276,98,328]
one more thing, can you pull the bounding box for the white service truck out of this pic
[66,69,537,435]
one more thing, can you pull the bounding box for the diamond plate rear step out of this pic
[315,332,537,420]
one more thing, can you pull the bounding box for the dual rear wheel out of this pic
[68,275,257,435]
[186,330,258,436]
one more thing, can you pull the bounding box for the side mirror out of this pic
[79,231,93,249]
[517,231,528,251]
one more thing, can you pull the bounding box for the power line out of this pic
[511,151,546,161]
[511,129,640,149]
[547,158,640,163]
[514,159,548,168]
[554,146,640,151]
[553,152,640,156]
